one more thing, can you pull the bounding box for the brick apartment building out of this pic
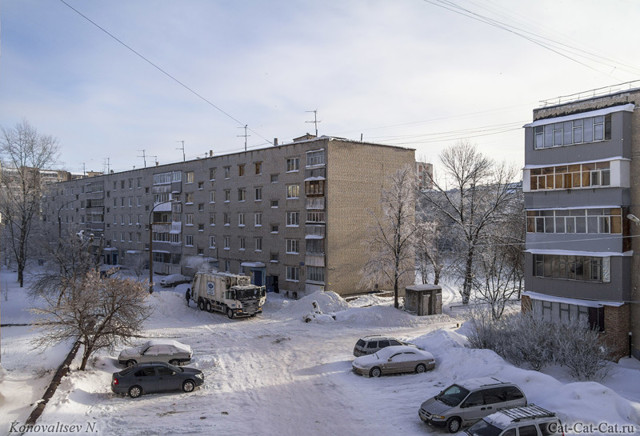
[522,84,640,359]
[42,135,417,298]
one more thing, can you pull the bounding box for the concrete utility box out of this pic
[404,285,442,316]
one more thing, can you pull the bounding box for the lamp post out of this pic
[148,200,173,294]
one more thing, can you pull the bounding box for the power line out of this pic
[57,0,274,146]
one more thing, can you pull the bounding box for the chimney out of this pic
[274,138,278,146]
[209,150,213,157]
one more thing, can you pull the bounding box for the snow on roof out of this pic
[305,234,324,240]
[241,262,266,268]
[456,377,505,391]
[525,249,632,257]
[523,291,625,307]
[523,156,629,169]
[304,176,326,181]
[524,103,635,128]
[145,339,192,352]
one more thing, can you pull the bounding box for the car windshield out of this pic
[466,419,502,436]
[235,288,260,300]
[437,384,470,406]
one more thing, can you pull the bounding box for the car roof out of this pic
[375,345,424,357]
[144,339,191,351]
[485,405,556,428]
[455,377,509,390]
[361,335,400,341]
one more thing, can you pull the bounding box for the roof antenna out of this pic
[137,149,147,167]
[177,140,185,162]
[306,110,321,136]
[237,125,250,151]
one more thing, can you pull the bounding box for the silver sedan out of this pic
[352,345,435,377]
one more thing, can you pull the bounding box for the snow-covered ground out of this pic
[1,268,639,435]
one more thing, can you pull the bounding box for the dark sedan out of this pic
[111,362,204,398]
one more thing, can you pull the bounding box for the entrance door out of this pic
[266,275,279,293]
[253,269,264,286]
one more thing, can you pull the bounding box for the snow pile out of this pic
[276,291,349,319]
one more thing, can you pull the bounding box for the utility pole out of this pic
[306,110,321,137]
[104,157,111,174]
[138,150,147,168]
[237,125,250,151]
[177,140,185,162]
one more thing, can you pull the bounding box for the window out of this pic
[198,203,204,212]
[185,234,194,246]
[209,236,216,248]
[255,186,262,201]
[185,193,194,204]
[286,184,300,199]
[238,213,245,227]
[529,162,611,191]
[198,224,204,232]
[306,211,325,223]
[306,150,325,167]
[198,181,204,190]
[305,179,325,196]
[185,213,194,225]
[286,239,299,254]
[255,237,262,251]
[271,200,279,208]
[209,191,216,203]
[209,168,216,180]
[307,266,325,282]
[270,252,279,263]
[534,114,611,149]
[286,266,300,281]
[286,157,300,172]
[533,254,610,283]
[271,224,279,233]
[224,190,231,202]
[224,236,230,250]
[224,166,231,179]
[238,188,246,201]
[306,239,324,253]
[224,212,230,226]
[255,162,262,174]
[209,213,215,226]
[286,211,300,226]
[526,208,622,234]
[185,171,194,183]
[238,164,245,176]
[255,212,262,226]
[239,237,246,250]
[271,174,279,183]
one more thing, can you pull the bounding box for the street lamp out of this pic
[148,200,173,294]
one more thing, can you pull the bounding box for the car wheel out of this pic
[369,367,382,377]
[447,417,461,433]
[198,299,205,311]
[128,385,143,398]
[126,360,137,368]
[169,359,180,366]
[182,380,195,393]
[415,363,427,373]
[227,308,235,319]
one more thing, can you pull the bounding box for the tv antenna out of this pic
[138,149,148,167]
[237,125,250,151]
[177,140,185,162]
[306,110,321,136]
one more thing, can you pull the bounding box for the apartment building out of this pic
[522,85,640,359]
[43,135,416,298]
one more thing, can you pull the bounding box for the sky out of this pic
[0,0,639,176]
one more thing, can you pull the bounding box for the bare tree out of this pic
[361,165,416,308]
[414,220,445,285]
[0,120,59,287]
[422,142,519,304]
[32,270,151,370]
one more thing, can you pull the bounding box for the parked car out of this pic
[118,339,193,367]
[465,405,562,436]
[353,335,417,357]
[418,377,527,433]
[160,274,192,287]
[111,362,204,398]
[352,345,435,377]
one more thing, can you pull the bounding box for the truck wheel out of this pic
[206,301,212,312]
[227,308,235,319]
[198,299,205,311]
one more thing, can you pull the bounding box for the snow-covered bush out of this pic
[468,309,610,380]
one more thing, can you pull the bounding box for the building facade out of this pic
[522,86,640,359]
[42,136,416,298]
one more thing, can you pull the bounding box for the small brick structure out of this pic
[404,285,442,316]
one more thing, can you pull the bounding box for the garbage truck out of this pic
[188,272,266,318]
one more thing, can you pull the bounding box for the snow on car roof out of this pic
[145,339,192,352]
[456,377,505,390]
